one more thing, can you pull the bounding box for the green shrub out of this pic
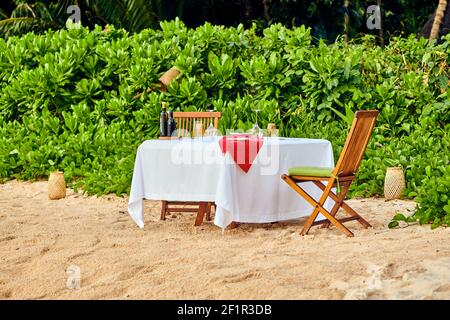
[0,20,449,227]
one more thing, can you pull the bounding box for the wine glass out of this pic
[251,108,262,137]
[204,109,217,137]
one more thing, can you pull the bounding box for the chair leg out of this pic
[194,202,207,226]
[313,181,371,229]
[205,202,212,221]
[341,202,372,228]
[320,184,350,229]
[282,175,353,237]
[283,175,329,235]
[320,200,342,229]
[160,200,168,221]
[228,221,240,229]
[315,204,354,237]
[300,207,321,236]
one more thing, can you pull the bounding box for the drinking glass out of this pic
[251,108,262,137]
[204,109,217,137]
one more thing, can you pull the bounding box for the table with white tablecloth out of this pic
[128,137,336,229]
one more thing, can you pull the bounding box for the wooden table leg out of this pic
[205,202,212,221]
[228,221,240,229]
[160,200,168,220]
[194,202,207,226]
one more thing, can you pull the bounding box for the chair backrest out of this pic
[173,111,222,137]
[333,110,379,177]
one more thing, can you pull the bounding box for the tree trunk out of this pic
[377,0,384,47]
[430,0,448,40]
[343,0,349,43]
[242,0,264,20]
[262,0,271,21]
[243,0,253,19]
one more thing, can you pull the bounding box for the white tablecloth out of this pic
[128,137,335,229]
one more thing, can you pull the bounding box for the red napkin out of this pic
[218,134,264,173]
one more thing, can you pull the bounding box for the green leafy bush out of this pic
[0,20,449,227]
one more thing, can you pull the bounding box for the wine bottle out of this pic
[167,110,176,137]
[160,102,168,137]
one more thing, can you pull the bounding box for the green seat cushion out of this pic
[288,166,333,177]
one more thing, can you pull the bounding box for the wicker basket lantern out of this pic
[48,171,66,200]
[267,123,277,136]
[159,67,181,92]
[384,167,405,200]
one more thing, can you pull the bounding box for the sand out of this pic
[0,180,449,300]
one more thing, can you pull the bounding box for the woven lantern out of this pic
[267,123,277,136]
[48,171,66,200]
[384,167,405,200]
[159,67,181,92]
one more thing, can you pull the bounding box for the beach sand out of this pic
[0,180,449,300]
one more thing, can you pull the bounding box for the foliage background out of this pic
[0,1,438,41]
[0,21,449,227]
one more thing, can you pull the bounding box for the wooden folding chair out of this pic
[160,111,221,226]
[281,110,379,237]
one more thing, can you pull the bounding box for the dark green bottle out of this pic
[168,110,176,137]
[160,102,168,137]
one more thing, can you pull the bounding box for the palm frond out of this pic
[83,0,128,26]
[0,16,49,37]
[123,0,159,31]
[79,0,159,31]
[0,8,8,19]
[11,2,36,18]
[0,0,162,37]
